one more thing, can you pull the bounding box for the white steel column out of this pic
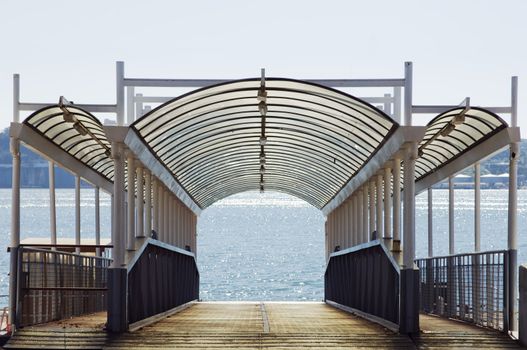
[169,196,174,245]
[474,163,481,252]
[343,202,349,249]
[362,186,368,243]
[136,166,144,238]
[508,140,519,332]
[145,170,152,238]
[403,142,417,268]
[376,174,383,239]
[127,155,136,251]
[163,189,169,243]
[448,176,455,255]
[152,179,159,235]
[75,175,81,254]
[369,180,375,240]
[116,61,125,126]
[383,167,391,240]
[352,195,358,246]
[357,190,363,245]
[95,186,101,257]
[392,158,401,248]
[427,188,433,258]
[9,138,20,328]
[111,142,125,267]
[404,61,413,126]
[49,162,57,247]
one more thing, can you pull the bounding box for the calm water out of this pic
[0,189,526,302]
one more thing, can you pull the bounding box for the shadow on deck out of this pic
[4,302,523,349]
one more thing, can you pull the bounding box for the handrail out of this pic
[127,238,197,273]
[19,246,112,262]
[326,239,400,273]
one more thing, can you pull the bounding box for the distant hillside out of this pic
[0,127,526,188]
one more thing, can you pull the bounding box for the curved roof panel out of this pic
[23,105,114,181]
[132,78,398,209]
[415,107,508,182]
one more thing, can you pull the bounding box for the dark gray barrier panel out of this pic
[16,246,111,327]
[324,240,400,330]
[127,239,199,325]
[416,250,508,332]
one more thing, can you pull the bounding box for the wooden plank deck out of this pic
[4,303,524,349]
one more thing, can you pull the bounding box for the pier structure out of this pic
[5,62,525,347]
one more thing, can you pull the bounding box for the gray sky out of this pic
[1,0,526,134]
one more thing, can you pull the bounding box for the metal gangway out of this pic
[5,61,526,348]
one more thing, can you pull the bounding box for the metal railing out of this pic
[325,240,400,330]
[127,239,199,326]
[416,250,508,331]
[16,247,111,327]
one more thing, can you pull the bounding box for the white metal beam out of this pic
[415,127,521,194]
[322,126,426,215]
[124,129,202,215]
[10,123,113,193]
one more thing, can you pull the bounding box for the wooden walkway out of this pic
[4,302,523,349]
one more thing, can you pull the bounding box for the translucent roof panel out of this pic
[132,78,398,209]
[23,105,114,181]
[415,107,508,182]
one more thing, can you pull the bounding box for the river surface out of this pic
[0,189,526,302]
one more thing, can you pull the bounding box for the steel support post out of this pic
[13,74,20,123]
[145,170,152,238]
[116,62,125,126]
[403,143,417,268]
[507,142,519,332]
[9,138,20,330]
[352,195,357,246]
[449,176,454,255]
[362,185,369,243]
[376,174,383,239]
[427,188,433,258]
[95,186,101,256]
[136,166,144,238]
[163,189,169,244]
[111,142,125,267]
[152,178,159,235]
[474,163,481,252]
[392,158,401,252]
[49,162,57,247]
[108,141,126,332]
[343,202,349,249]
[357,190,363,245]
[126,155,136,251]
[404,62,413,126]
[169,196,174,245]
[369,180,375,240]
[75,175,81,254]
[401,141,419,334]
[383,167,391,241]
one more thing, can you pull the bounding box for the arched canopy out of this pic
[131,78,398,209]
[23,105,114,181]
[415,107,508,182]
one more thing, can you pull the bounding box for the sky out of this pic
[0,1,526,134]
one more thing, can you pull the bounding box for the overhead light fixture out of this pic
[63,111,76,123]
[258,101,268,116]
[73,121,88,136]
[259,136,267,146]
[260,165,266,174]
[440,123,456,137]
[452,114,465,125]
[257,86,267,102]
